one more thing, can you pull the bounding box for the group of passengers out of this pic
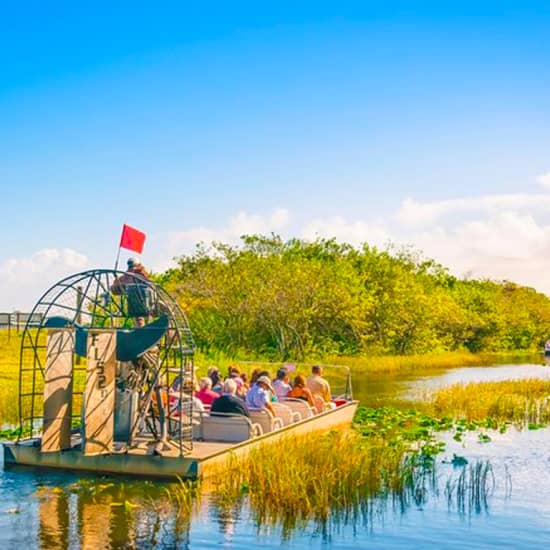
[187,365,333,419]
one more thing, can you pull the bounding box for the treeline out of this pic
[157,235,550,359]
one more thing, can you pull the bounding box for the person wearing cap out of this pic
[110,257,150,295]
[245,375,275,415]
[110,257,152,326]
[126,257,150,278]
[273,367,291,399]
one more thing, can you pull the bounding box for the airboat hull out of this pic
[3,401,358,479]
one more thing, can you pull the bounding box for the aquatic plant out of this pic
[428,379,550,427]
[201,429,436,536]
[444,461,495,516]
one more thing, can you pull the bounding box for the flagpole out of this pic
[114,246,121,271]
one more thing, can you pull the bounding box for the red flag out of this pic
[119,224,146,254]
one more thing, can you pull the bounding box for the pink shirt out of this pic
[195,388,221,406]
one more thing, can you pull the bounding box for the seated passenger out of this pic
[195,376,221,406]
[169,376,204,415]
[250,369,271,385]
[273,367,291,399]
[228,365,246,396]
[306,365,332,403]
[207,366,224,393]
[211,379,250,417]
[240,372,250,391]
[287,374,315,407]
[245,375,275,415]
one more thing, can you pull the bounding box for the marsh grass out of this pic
[324,350,540,375]
[445,461,495,515]
[0,331,22,426]
[202,429,436,535]
[185,428,497,538]
[427,379,550,426]
[192,350,540,383]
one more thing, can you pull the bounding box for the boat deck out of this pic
[3,401,358,479]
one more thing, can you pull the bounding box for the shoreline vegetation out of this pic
[0,328,545,428]
[158,235,550,360]
[193,349,542,377]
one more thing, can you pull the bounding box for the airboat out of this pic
[3,269,358,479]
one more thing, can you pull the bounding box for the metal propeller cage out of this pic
[18,268,196,455]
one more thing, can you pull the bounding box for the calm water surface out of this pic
[2,363,550,548]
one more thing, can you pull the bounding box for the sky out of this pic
[2,1,550,309]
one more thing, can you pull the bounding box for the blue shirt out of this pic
[246,384,270,409]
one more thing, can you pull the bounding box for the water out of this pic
[353,362,550,406]
[2,363,550,548]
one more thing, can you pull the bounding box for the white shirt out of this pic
[273,379,291,399]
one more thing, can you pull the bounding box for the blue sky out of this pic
[2,2,550,308]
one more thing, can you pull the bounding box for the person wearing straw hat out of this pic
[245,375,275,415]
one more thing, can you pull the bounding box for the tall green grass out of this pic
[0,331,22,425]
[324,350,540,375]
[193,349,540,378]
[427,379,550,426]
[204,429,434,534]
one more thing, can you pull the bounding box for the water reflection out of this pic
[33,480,192,549]
[38,489,69,549]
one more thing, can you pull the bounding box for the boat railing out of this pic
[216,361,354,401]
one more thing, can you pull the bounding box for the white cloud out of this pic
[396,194,550,226]
[301,216,390,248]
[227,208,289,236]
[149,208,291,272]
[536,172,550,189]
[413,211,550,280]
[0,248,89,310]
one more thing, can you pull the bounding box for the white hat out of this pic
[257,375,275,393]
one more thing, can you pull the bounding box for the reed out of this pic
[324,350,540,375]
[192,350,539,382]
[444,461,495,515]
[202,428,434,534]
[427,379,550,426]
[0,331,22,425]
